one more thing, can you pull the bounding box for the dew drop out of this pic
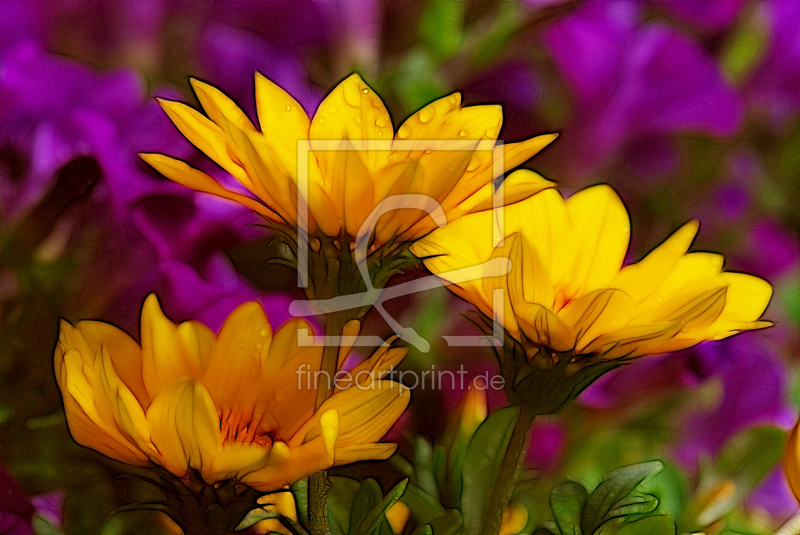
[256,342,263,350]
[259,327,269,337]
[397,125,410,139]
[419,108,434,123]
[275,389,286,402]
[467,157,481,171]
[239,342,246,348]
[376,117,387,127]
[458,130,467,138]
[319,118,325,124]
[286,105,292,111]
[354,116,361,125]
[622,226,630,233]
[362,88,369,94]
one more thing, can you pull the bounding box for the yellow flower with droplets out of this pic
[412,185,772,360]
[54,294,408,491]
[140,74,556,248]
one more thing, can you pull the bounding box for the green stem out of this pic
[309,312,350,535]
[481,405,537,535]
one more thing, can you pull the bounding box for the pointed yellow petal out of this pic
[311,74,393,170]
[190,78,256,131]
[139,153,276,219]
[140,294,210,397]
[612,220,700,303]
[156,98,248,181]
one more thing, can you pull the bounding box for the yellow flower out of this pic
[140,74,556,247]
[412,185,772,360]
[54,294,408,491]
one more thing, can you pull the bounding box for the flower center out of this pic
[219,404,272,447]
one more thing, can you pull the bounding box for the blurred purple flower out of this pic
[747,0,800,118]
[0,0,279,330]
[673,334,793,465]
[526,421,565,470]
[543,0,742,176]
[653,0,746,34]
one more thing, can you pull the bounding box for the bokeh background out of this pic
[0,0,798,533]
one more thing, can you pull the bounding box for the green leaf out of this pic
[581,461,663,534]
[293,479,310,525]
[411,509,463,535]
[351,479,384,533]
[460,406,520,535]
[607,494,658,518]
[418,0,465,59]
[402,483,446,523]
[352,479,409,535]
[551,481,588,535]
[329,476,363,535]
[236,508,279,531]
[612,514,676,535]
[414,436,441,503]
[714,427,786,497]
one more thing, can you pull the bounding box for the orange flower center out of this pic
[220,404,272,448]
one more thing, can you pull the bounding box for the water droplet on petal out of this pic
[354,116,361,125]
[467,157,481,171]
[376,117,387,127]
[362,88,369,94]
[275,389,286,402]
[286,105,292,111]
[459,130,467,138]
[319,118,325,124]
[622,227,629,233]
[397,125,410,139]
[259,327,269,337]
[419,108,434,123]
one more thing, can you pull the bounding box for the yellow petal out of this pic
[559,289,635,352]
[386,502,411,534]
[311,74,393,172]
[56,346,148,464]
[515,303,574,352]
[320,409,340,463]
[292,380,409,448]
[564,185,630,294]
[146,379,221,476]
[242,439,332,492]
[139,153,276,219]
[612,220,700,304]
[190,78,256,131]
[514,188,574,296]
[449,169,556,217]
[202,301,273,411]
[334,443,397,463]
[156,98,248,181]
[203,442,272,482]
[71,320,149,407]
[140,294,214,397]
[583,321,683,360]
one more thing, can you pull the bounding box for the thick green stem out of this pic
[481,405,537,535]
[309,313,351,535]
